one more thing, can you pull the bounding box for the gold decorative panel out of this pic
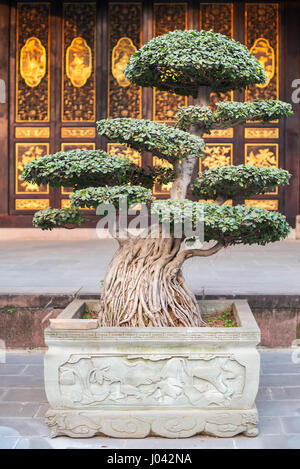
[61,199,71,209]
[200,144,233,172]
[61,127,95,138]
[112,37,137,87]
[203,128,234,139]
[16,3,50,122]
[245,3,279,101]
[153,157,173,196]
[199,3,233,134]
[245,128,279,139]
[20,37,46,88]
[15,127,50,138]
[15,199,49,210]
[245,143,278,168]
[108,3,142,119]
[15,143,49,194]
[61,142,96,152]
[107,143,142,166]
[62,3,96,122]
[199,199,233,206]
[153,3,187,122]
[66,37,92,88]
[245,199,278,210]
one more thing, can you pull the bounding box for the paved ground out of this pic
[0,350,300,449]
[0,239,300,296]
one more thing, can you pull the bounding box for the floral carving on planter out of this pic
[59,354,245,408]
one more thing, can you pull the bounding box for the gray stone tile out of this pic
[233,435,300,449]
[256,387,272,401]
[1,374,44,387]
[5,354,44,365]
[261,364,300,374]
[260,374,300,387]
[0,437,20,449]
[2,388,47,403]
[0,402,39,417]
[0,364,26,375]
[15,437,52,449]
[0,418,49,437]
[270,387,300,400]
[258,417,283,435]
[22,364,44,376]
[281,417,300,434]
[257,401,300,417]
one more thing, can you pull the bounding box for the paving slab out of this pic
[0,239,300,295]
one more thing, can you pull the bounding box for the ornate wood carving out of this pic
[200,144,233,171]
[245,3,279,101]
[61,127,96,138]
[245,128,279,139]
[15,127,50,138]
[108,3,142,118]
[153,3,187,122]
[203,128,233,139]
[245,143,278,195]
[62,3,96,122]
[15,199,49,210]
[245,199,278,210]
[16,3,50,122]
[15,143,49,194]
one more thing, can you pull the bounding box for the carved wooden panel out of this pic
[199,144,233,172]
[15,199,50,210]
[15,127,50,138]
[16,3,50,122]
[203,128,233,139]
[245,199,278,210]
[62,3,96,122]
[107,143,142,166]
[245,128,279,139]
[15,143,49,195]
[108,3,142,119]
[153,3,187,122]
[61,127,96,139]
[245,3,279,101]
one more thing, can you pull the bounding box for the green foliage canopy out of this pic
[97,118,205,164]
[176,100,293,132]
[192,165,291,200]
[21,149,155,189]
[152,200,291,245]
[124,30,267,97]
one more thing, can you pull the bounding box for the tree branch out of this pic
[171,241,224,271]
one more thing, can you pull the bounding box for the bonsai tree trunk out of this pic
[99,87,211,327]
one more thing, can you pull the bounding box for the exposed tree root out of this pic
[99,233,204,327]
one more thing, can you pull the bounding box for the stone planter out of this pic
[44,299,260,438]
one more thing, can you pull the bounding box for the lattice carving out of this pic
[15,143,49,194]
[16,3,50,122]
[245,3,279,101]
[62,3,96,122]
[108,3,142,118]
[153,3,187,122]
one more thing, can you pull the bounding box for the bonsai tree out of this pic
[22,30,292,328]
